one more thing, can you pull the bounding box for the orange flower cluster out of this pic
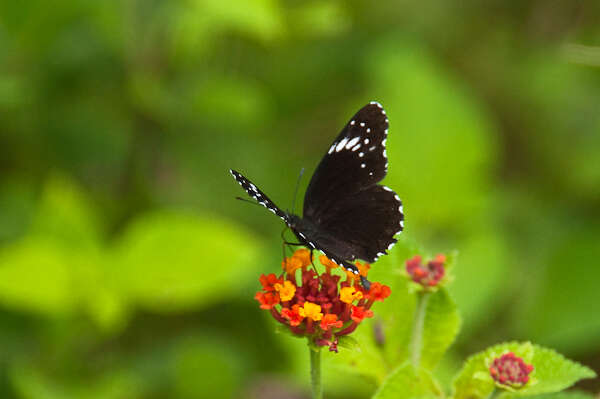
[255,249,391,352]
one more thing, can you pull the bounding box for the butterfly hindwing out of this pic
[313,184,403,262]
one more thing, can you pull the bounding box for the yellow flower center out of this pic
[299,301,323,321]
[274,280,296,301]
[340,286,363,304]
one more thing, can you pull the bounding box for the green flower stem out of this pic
[310,346,322,399]
[410,291,430,369]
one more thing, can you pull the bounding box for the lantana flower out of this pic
[255,248,391,352]
[489,352,534,389]
[406,254,446,288]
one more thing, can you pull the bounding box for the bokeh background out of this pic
[1,1,599,398]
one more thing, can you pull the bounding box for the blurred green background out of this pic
[1,1,599,398]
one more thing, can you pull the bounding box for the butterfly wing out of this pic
[230,169,288,221]
[303,102,404,262]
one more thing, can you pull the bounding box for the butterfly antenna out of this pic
[235,196,262,207]
[290,168,305,214]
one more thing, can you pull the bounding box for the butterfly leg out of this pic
[280,226,303,258]
[309,249,319,274]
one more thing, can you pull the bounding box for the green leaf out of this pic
[452,342,596,399]
[373,362,442,399]
[111,211,263,312]
[420,288,461,370]
[515,345,596,396]
[30,174,102,249]
[10,362,144,399]
[172,336,243,399]
[523,391,597,399]
[333,237,418,382]
[0,238,77,316]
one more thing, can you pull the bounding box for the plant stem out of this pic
[410,291,430,369]
[310,346,322,399]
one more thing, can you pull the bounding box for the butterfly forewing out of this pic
[303,102,404,262]
[303,102,390,222]
[230,169,287,221]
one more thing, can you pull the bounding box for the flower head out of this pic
[254,291,279,309]
[489,352,534,388]
[351,305,374,323]
[406,254,446,287]
[275,280,296,301]
[340,286,363,304]
[299,302,323,321]
[254,249,391,352]
[259,273,283,292]
[367,282,391,302]
[320,314,343,331]
[281,304,304,326]
[319,255,338,271]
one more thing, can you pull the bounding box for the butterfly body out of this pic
[231,102,404,277]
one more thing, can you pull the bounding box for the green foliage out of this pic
[112,210,262,312]
[452,342,596,399]
[527,392,598,399]
[368,39,496,236]
[373,362,442,399]
[421,289,461,370]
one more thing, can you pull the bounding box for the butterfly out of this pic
[230,102,404,287]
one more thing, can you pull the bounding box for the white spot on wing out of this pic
[346,137,360,149]
[364,138,369,144]
[352,144,361,151]
[328,144,335,154]
[359,152,364,157]
[336,137,349,152]
[383,186,392,192]
[360,163,366,168]
[366,128,371,133]
[350,120,355,126]
[360,122,365,127]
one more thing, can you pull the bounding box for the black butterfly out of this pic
[230,102,404,286]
